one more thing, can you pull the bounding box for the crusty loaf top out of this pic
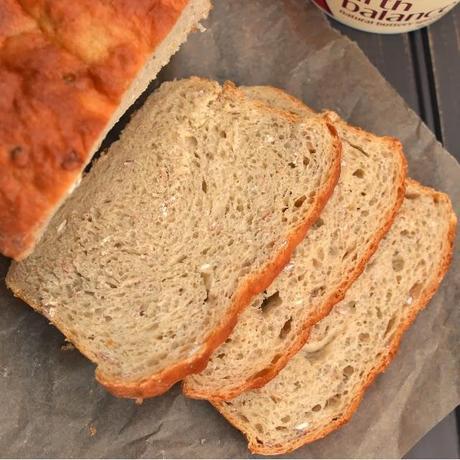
[0,0,189,259]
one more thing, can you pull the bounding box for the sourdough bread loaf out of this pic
[0,0,211,260]
[214,180,457,455]
[7,77,341,399]
[183,86,406,400]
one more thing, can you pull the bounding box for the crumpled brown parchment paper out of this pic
[0,0,458,457]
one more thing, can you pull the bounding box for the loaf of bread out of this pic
[213,180,456,455]
[6,77,341,399]
[0,0,211,260]
[183,86,407,400]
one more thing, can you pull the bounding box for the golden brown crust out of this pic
[0,0,190,259]
[212,180,457,455]
[96,112,342,399]
[182,92,408,401]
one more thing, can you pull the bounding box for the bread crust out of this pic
[182,89,408,401]
[212,179,457,455]
[6,79,342,399]
[0,0,196,260]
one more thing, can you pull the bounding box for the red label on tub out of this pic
[313,0,332,13]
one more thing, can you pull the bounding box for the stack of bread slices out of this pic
[7,78,456,455]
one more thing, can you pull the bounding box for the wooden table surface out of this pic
[330,7,460,458]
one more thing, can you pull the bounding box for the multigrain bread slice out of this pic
[0,0,211,260]
[214,180,457,455]
[183,86,407,400]
[6,77,341,399]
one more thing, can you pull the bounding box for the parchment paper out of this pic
[0,1,458,458]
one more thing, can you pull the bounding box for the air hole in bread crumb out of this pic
[294,195,307,208]
[312,218,324,230]
[235,413,248,424]
[353,169,364,178]
[326,394,341,408]
[312,404,322,412]
[288,161,296,169]
[276,426,287,431]
[392,255,404,272]
[281,416,291,423]
[405,192,419,200]
[279,317,292,339]
[343,365,354,377]
[384,315,397,338]
[303,157,310,166]
[359,333,370,342]
[259,291,282,314]
[255,423,264,433]
[311,286,325,298]
[409,282,423,299]
[184,136,198,149]
[202,179,207,193]
[342,246,356,261]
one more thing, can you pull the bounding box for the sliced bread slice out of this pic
[183,86,407,400]
[6,77,341,399]
[214,180,457,455]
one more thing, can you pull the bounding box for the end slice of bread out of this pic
[6,77,341,399]
[183,86,407,400]
[214,180,457,455]
[0,0,211,260]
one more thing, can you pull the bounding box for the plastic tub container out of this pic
[311,0,459,34]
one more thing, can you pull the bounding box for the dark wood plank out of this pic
[427,7,460,160]
[405,412,460,459]
[406,28,440,136]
